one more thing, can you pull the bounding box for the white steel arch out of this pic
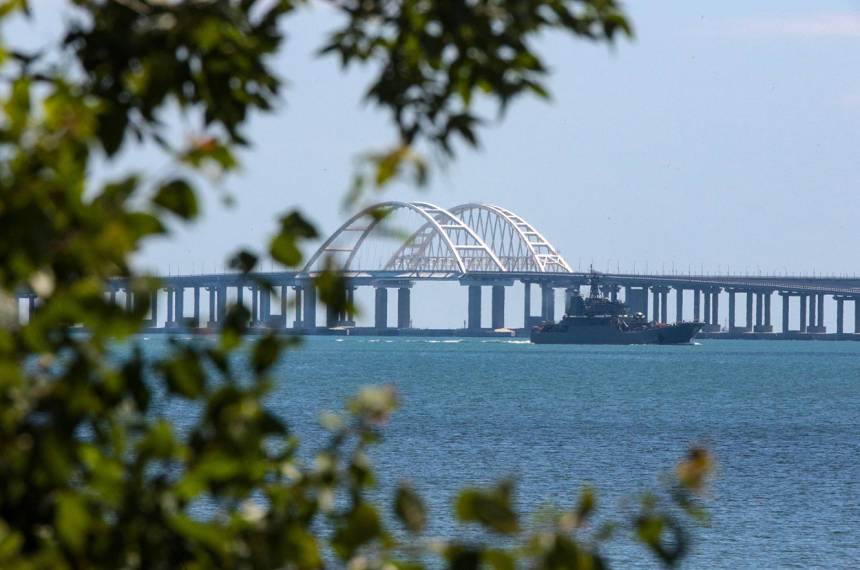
[447,203,572,273]
[302,201,505,275]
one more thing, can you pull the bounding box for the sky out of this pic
[6,1,860,329]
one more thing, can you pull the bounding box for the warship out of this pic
[530,271,704,345]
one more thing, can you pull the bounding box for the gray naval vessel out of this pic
[531,271,704,345]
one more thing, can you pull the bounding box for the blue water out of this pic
[159,338,860,568]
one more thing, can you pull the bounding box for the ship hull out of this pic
[531,322,704,345]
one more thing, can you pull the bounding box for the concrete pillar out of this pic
[782,294,790,333]
[374,287,388,329]
[293,286,303,328]
[746,292,753,330]
[610,287,618,302]
[728,291,736,330]
[109,288,116,306]
[703,292,711,325]
[676,289,684,323]
[166,288,174,326]
[261,289,271,325]
[151,291,159,327]
[836,298,845,336]
[756,293,763,327]
[523,282,532,328]
[398,287,411,329]
[251,287,258,325]
[653,289,661,323]
[817,294,825,328]
[541,285,555,322]
[491,285,505,329]
[280,285,289,328]
[693,289,700,321]
[237,285,245,315]
[217,287,227,323]
[302,285,316,329]
[347,286,355,322]
[854,298,860,334]
[808,294,816,329]
[125,289,133,313]
[468,285,481,329]
[712,291,719,328]
[764,294,771,327]
[660,290,668,324]
[799,295,807,333]
[191,287,199,326]
[208,287,216,326]
[175,287,184,326]
[326,302,338,328]
[27,296,35,322]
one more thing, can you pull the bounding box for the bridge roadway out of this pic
[13,270,860,339]
[13,200,860,338]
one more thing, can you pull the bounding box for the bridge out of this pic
[16,201,860,338]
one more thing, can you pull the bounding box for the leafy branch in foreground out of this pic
[0,1,719,569]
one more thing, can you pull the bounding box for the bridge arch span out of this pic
[302,201,505,275]
[447,203,572,273]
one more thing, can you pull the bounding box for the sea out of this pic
[151,337,860,569]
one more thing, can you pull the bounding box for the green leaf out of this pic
[456,482,519,534]
[229,250,258,274]
[152,179,199,220]
[252,332,281,373]
[395,484,426,533]
[332,502,383,560]
[55,492,89,553]
[270,211,318,267]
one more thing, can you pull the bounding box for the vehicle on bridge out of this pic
[531,272,704,345]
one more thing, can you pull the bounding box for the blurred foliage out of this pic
[0,1,716,569]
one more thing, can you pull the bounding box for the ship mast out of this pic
[588,266,603,300]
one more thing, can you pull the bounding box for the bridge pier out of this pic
[541,284,555,322]
[661,289,668,324]
[375,287,388,329]
[808,294,817,332]
[523,282,532,328]
[728,291,736,330]
[193,287,200,327]
[398,286,411,329]
[799,295,807,333]
[468,285,481,329]
[836,297,845,336]
[150,290,159,328]
[302,284,316,329]
[693,289,700,321]
[711,290,720,330]
[250,286,258,325]
[781,293,790,333]
[175,287,185,327]
[491,285,505,329]
[293,286,303,328]
[745,291,754,332]
[207,287,216,328]
[625,286,648,317]
[125,289,133,313]
[676,289,683,323]
[166,288,174,326]
[765,293,772,329]
[703,291,710,327]
[261,288,271,326]
[652,287,660,323]
[809,294,826,333]
[856,298,860,334]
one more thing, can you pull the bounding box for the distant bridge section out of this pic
[14,202,860,339]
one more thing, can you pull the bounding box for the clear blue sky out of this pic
[6,1,860,329]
